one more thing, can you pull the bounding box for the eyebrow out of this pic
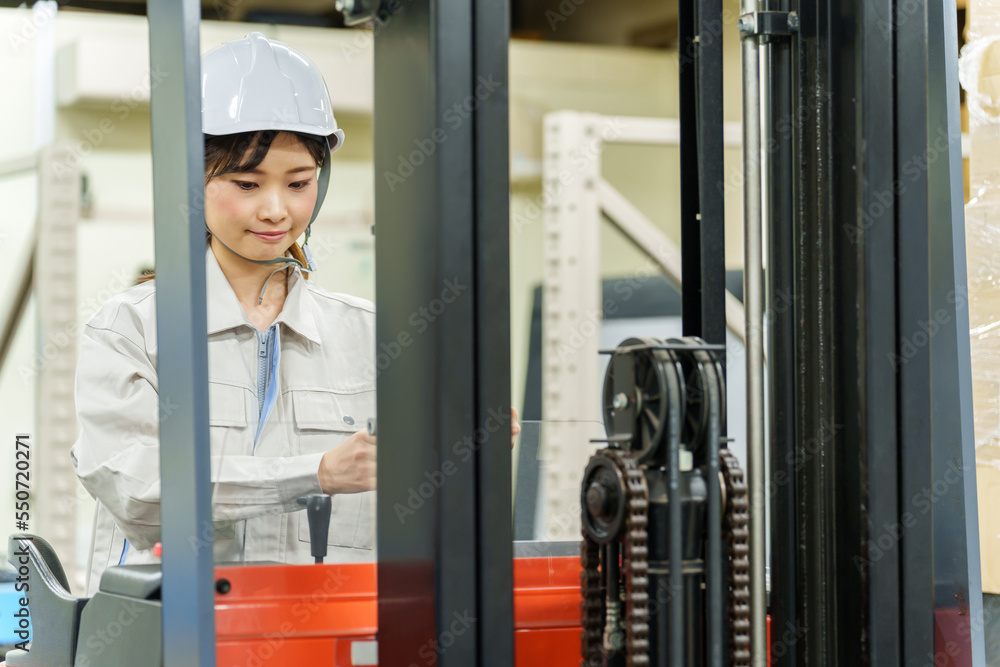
[242,165,316,175]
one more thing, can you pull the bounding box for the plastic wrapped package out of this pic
[959,0,1000,594]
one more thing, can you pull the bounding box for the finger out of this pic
[358,430,377,445]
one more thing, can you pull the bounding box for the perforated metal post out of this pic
[540,112,604,541]
[34,144,80,588]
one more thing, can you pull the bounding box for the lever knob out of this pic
[296,494,331,563]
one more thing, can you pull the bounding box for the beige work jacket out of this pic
[70,246,376,596]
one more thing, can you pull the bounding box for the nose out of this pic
[257,187,288,223]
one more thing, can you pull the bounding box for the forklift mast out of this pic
[1,0,984,666]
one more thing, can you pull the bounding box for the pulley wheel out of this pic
[581,454,628,544]
[673,337,726,450]
[602,337,670,462]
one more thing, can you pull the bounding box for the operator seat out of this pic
[4,533,165,667]
[4,533,88,667]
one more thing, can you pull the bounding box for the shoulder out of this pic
[303,280,375,319]
[84,280,157,349]
[297,281,375,391]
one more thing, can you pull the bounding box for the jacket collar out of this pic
[205,245,322,345]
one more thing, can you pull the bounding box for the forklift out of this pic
[3,0,984,665]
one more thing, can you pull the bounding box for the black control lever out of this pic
[296,494,331,564]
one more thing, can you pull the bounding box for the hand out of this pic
[318,430,377,494]
[511,407,521,449]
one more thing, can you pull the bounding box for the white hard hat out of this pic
[201,31,345,152]
[200,32,344,292]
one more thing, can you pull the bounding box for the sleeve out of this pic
[70,323,325,551]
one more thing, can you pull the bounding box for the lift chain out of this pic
[582,448,748,667]
[580,448,649,667]
[721,448,751,667]
[580,536,603,665]
[620,449,650,667]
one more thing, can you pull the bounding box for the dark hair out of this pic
[205,130,325,179]
[136,130,325,285]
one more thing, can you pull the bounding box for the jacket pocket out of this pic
[208,382,250,462]
[291,389,372,432]
[291,389,375,550]
[209,381,248,428]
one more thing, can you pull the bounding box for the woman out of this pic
[70,32,455,596]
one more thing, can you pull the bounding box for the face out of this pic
[205,132,319,263]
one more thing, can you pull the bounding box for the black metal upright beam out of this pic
[809,0,903,662]
[473,0,514,663]
[779,1,842,662]
[894,1,935,664]
[848,2,901,663]
[785,0,901,664]
[374,0,513,664]
[147,0,215,665]
[679,0,726,347]
[764,0,799,664]
[679,0,699,342]
[779,0,985,664]
[926,0,986,662]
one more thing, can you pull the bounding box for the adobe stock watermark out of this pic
[544,0,587,30]
[17,267,142,384]
[340,0,411,61]
[853,457,965,573]
[546,254,661,367]
[50,64,170,179]
[10,536,30,652]
[724,288,796,368]
[6,1,56,53]
[74,598,146,665]
[383,74,502,192]
[393,406,510,523]
[876,0,922,41]
[764,418,843,512]
[887,285,969,369]
[239,568,351,667]
[511,117,626,237]
[843,127,955,244]
[570,117,626,172]
[365,277,468,382]
[677,8,741,68]
[409,610,477,666]
[119,394,182,450]
[888,309,951,370]
[716,90,833,199]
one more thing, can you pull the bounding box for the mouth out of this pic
[249,230,288,242]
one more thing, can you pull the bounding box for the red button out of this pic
[153,542,162,558]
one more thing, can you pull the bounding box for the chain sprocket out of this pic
[581,447,750,667]
[580,448,649,667]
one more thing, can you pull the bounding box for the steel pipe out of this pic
[739,4,768,666]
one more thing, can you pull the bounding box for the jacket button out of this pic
[344,415,354,425]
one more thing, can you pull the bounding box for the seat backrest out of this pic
[4,533,87,667]
[7,533,70,592]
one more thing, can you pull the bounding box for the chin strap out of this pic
[206,230,312,305]
[206,142,331,305]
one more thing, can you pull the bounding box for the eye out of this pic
[234,181,257,191]
[290,180,312,190]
